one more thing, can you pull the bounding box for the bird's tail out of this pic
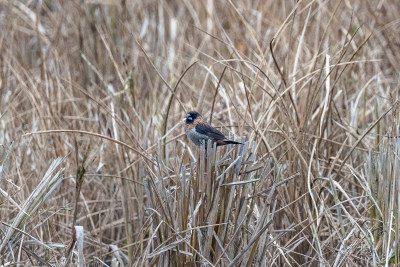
[214,139,242,146]
[225,140,242,145]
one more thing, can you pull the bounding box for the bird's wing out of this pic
[195,122,226,140]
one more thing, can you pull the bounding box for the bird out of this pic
[185,111,242,147]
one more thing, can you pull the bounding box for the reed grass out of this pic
[1,0,400,266]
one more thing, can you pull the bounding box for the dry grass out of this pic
[1,0,400,266]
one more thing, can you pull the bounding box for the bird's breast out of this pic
[185,128,210,146]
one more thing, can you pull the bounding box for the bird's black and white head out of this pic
[185,111,199,124]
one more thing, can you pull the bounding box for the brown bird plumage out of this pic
[185,111,241,147]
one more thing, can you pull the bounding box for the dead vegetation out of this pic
[1,0,400,266]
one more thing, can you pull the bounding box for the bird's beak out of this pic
[186,114,191,119]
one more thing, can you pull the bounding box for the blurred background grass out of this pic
[1,0,400,266]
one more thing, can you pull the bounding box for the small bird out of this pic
[185,111,241,147]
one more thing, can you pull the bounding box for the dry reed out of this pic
[1,0,400,266]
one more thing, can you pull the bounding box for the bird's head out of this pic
[185,111,199,124]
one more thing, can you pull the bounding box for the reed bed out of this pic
[1,0,400,266]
